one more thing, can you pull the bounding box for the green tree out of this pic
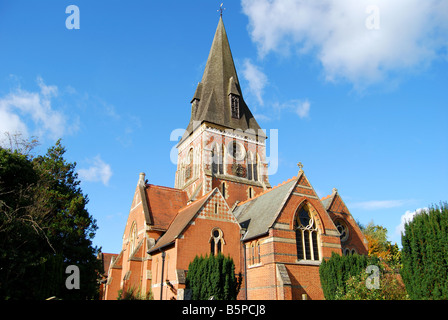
[401,202,448,299]
[0,147,43,299]
[319,252,380,300]
[186,254,241,300]
[335,270,409,300]
[0,140,101,300]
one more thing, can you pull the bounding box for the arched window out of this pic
[210,228,224,255]
[211,146,218,175]
[230,94,240,119]
[254,241,261,264]
[248,241,261,266]
[220,144,225,174]
[295,203,320,261]
[247,152,253,180]
[254,153,259,181]
[221,182,226,199]
[248,187,253,199]
[211,144,225,175]
[129,222,137,259]
[185,148,193,181]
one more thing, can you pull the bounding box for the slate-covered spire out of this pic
[181,17,265,143]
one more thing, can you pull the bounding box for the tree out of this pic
[0,139,101,299]
[335,270,409,300]
[319,252,380,300]
[401,202,448,300]
[185,254,241,300]
[0,147,43,299]
[362,221,402,271]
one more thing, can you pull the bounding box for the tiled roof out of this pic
[148,189,214,253]
[145,184,189,230]
[99,253,118,273]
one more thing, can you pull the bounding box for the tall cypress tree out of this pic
[319,252,380,300]
[401,202,448,299]
[185,253,239,300]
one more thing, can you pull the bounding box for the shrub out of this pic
[401,202,448,299]
[319,252,380,300]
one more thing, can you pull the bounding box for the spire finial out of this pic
[218,3,225,17]
[297,162,304,172]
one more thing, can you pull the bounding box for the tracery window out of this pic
[335,220,349,242]
[295,203,320,261]
[210,228,224,255]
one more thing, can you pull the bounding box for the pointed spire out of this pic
[181,17,265,144]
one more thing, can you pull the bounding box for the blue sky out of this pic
[1,0,447,254]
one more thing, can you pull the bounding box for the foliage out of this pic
[185,254,242,300]
[0,139,101,300]
[362,221,402,270]
[335,270,409,300]
[319,252,380,300]
[117,286,153,300]
[401,202,448,300]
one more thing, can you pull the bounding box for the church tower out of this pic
[175,17,271,207]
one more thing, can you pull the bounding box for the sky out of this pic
[0,0,447,254]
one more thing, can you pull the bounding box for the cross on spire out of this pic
[218,3,226,17]
[297,162,304,172]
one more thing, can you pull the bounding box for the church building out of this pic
[102,16,368,301]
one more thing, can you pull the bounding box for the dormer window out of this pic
[230,94,240,119]
[192,99,199,109]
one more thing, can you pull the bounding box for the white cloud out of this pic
[272,99,311,119]
[241,0,448,88]
[0,77,76,140]
[241,59,268,106]
[78,155,113,186]
[351,199,410,210]
[395,207,428,236]
[296,100,310,119]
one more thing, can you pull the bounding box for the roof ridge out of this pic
[237,175,298,207]
[147,184,186,193]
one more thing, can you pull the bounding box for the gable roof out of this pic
[145,184,189,230]
[234,176,299,241]
[180,17,264,144]
[98,253,118,274]
[148,189,215,253]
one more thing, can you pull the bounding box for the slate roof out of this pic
[180,17,264,144]
[148,189,214,253]
[320,194,334,211]
[233,177,299,240]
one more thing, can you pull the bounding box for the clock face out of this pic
[229,141,245,161]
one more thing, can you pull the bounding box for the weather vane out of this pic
[218,3,226,17]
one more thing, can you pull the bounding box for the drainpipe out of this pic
[242,241,247,300]
[240,227,248,300]
[160,250,166,300]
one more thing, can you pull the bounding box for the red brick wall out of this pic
[151,191,243,300]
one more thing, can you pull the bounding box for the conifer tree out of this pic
[319,252,380,300]
[0,140,100,300]
[186,253,240,300]
[401,202,448,299]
